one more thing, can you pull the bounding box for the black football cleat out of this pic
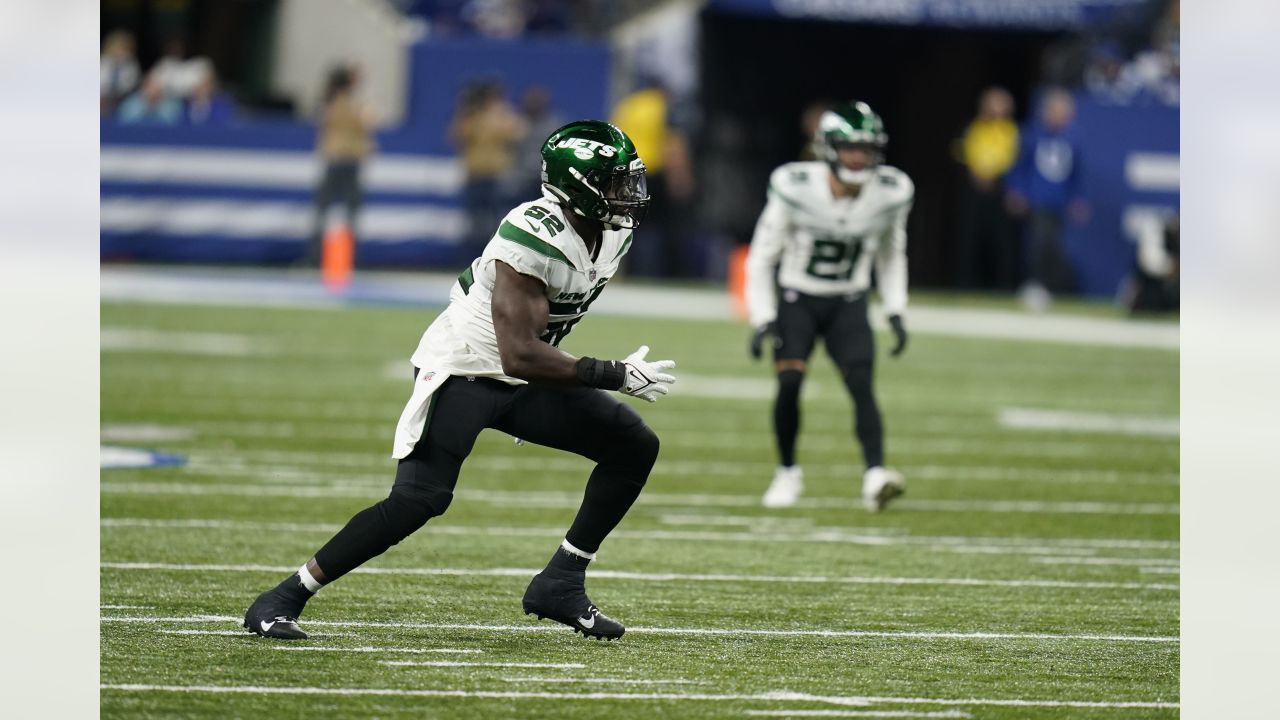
[522,571,625,640]
[244,589,309,640]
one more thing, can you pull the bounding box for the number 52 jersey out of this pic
[744,161,914,328]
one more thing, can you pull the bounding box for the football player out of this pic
[244,121,675,641]
[745,101,912,512]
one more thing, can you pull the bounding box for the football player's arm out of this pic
[491,261,676,400]
[877,196,912,356]
[745,194,788,329]
[491,260,580,385]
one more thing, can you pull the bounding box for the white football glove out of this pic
[621,345,676,403]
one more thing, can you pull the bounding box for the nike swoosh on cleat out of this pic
[259,620,277,633]
[577,614,596,629]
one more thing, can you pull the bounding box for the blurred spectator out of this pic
[151,39,209,99]
[306,65,377,267]
[798,99,833,161]
[503,86,563,205]
[100,30,140,116]
[116,72,182,126]
[462,0,526,37]
[524,0,571,34]
[1006,88,1089,311]
[450,80,526,250]
[184,67,237,126]
[1085,42,1141,105]
[1123,212,1178,314]
[954,87,1019,290]
[610,79,696,277]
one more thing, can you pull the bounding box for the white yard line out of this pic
[100,604,152,610]
[99,614,1179,643]
[98,683,1180,709]
[99,562,1178,592]
[274,646,482,654]
[100,517,1179,554]
[501,676,707,686]
[1031,556,1180,568]
[999,407,1179,438]
[160,630,258,637]
[100,327,273,356]
[381,660,584,669]
[100,482,1179,515]
[747,707,962,712]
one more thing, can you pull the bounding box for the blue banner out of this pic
[1063,96,1178,297]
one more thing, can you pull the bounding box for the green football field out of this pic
[100,294,1179,718]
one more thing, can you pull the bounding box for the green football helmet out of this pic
[816,100,888,185]
[540,120,649,229]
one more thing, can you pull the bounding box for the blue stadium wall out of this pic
[100,37,610,270]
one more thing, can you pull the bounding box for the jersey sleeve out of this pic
[484,205,575,295]
[875,171,913,317]
[744,167,796,327]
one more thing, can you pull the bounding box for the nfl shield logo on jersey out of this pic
[589,269,598,282]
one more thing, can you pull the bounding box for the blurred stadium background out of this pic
[99,1,1181,717]
[100,0,1179,307]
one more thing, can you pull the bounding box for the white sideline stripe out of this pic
[99,615,1178,644]
[100,147,464,194]
[100,517,1179,552]
[100,197,465,243]
[274,646,482,654]
[99,482,1179,515]
[100,604,152,609]
[98,562,1178,592]
[101,327,270,356]
[381,660,585,669]
[180,456,1181,487]
[502,676,707,686]
[98,684,1180,709]
[998,407,1179,438]
[747,707,962,712]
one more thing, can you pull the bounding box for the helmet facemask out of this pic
[546,161,649,230]
[824,140,884,186]
[817,104,887,187]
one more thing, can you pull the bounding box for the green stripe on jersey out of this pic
[612,233,633,261]
[498,221,573,266]
[458,266,475,294]
[768,182,805,211]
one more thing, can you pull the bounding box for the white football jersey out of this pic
[410,199,632,384]
[745,161,913,327]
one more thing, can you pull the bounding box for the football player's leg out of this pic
[825,295,883,469]
[245,377,503,639]
[494,386,658,638]
[762,294,817,508]
[773,293,819,468]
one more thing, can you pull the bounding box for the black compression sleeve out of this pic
[576,357,626,390]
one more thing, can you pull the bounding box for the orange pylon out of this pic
[321,223,354,292]
[728,245,750,320]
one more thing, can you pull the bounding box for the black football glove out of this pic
[888,314,908,357]
[749,321,778,360]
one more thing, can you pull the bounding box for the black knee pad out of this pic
[777,370,805,398]
[382,486,446,538]
[629,424,660,475]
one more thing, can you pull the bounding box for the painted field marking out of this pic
[274,646,482,655]
[999,406,1178,438]
[101,482,1179,515]
[501,676,707,686]
[1031,556,1180,568]
[101,327,272,356]
[746,711,970,719]
[160,630,255,637]
[99,562,1179,592]
[100,517,1179,555]
[98,683,1180,709]
[382,660,585,669]
[101,424,196,442]
[100,604,152,610]
[99,615,1179,644]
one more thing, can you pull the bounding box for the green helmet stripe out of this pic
[498,221,573,266]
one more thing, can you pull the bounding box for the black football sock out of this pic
[269,571,315,607]
[544,542,592,577]
[774,370,804,467]
[842,361,884,469]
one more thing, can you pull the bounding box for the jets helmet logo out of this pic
[555,137,618,160]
